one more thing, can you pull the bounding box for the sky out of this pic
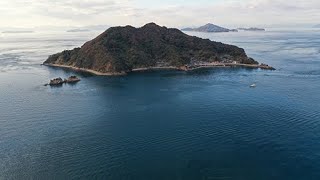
[0,0,319,29]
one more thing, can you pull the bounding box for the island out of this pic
[313,24,320,28]
[43,22,274,76]
[2,31,34,34]
[67,29,90,33]
[238,27,266,31]
[182,23,238,33]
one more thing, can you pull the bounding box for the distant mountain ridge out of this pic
[67,29,90,33]
[182,23,238,33]
[238,27,265,31]
[2,30,34,34]
[313,24,320,28]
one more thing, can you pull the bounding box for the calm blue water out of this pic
[1,29,320,179]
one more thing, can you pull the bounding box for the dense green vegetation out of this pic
[45,23,258,73]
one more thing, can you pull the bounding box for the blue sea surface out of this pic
[0,29,320,179]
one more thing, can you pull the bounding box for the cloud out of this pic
[31,0,129,16]
[0,0,319,28]
[0,0,134,27]
[118,0,320,28]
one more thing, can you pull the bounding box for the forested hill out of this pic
[44,23,258,73]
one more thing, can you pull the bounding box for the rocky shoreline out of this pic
[189,62,275,70]
[44,62,275,76]
[43,63,127,76]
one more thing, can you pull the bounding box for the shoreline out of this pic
[43,63,128,76]
[132,66,184,72]
[43,62,275,76]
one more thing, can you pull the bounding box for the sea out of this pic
[0,28,320,180]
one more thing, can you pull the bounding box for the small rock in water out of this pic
[65,76,81,83]
[46,76,80,86]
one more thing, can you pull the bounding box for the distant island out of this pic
[44,23,274,75]
[182,23,238,33]
[2,31,34,34]
[238,27,266,31]
[66,25,110,32]
[67,29,90,33]
[313,24,320,28]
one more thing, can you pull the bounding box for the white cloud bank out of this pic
[0,0,319,28]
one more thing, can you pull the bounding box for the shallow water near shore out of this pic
[1,29,320,179]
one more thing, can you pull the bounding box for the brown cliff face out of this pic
[44,23,258,73]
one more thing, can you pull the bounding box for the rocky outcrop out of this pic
[45,76,80,86]
[46,78,64,86]
[44,23,260,74]
[259,63,276,70]
[65,76,81,83]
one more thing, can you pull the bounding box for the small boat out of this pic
[250,83,256,88]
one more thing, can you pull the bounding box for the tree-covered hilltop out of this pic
[44,23,258,73]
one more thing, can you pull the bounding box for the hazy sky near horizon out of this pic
[0,0,319,28]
